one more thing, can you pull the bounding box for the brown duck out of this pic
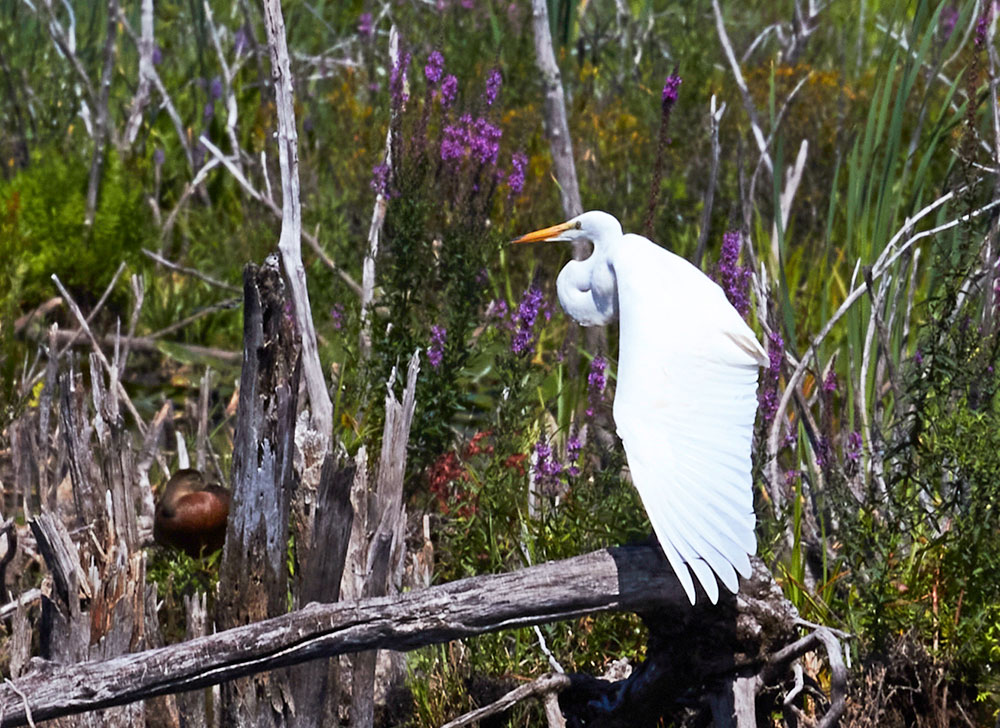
[154,469,231,558]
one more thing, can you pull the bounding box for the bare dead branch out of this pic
[711,0,773,177]
[141,249,241,293]
[84,0,120,227]
[43,329,240,364]
[0,545,743,727]
[440,673,571,728]
[262,0,333,445]
[694,95,726,269]
[50,275,146,435]
[123,0,154,144]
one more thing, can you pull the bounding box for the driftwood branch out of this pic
[262,0,333,445]
[0,546,787,727]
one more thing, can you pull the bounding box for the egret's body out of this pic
[514,211,767,604]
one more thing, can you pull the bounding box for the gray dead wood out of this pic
[528,0,582,221]
[0,546,803,727]
[215,257,301,726]
[262,0,333,444]
[350,352,420,728]
[289,458,355,728]
[175,593,209,728]
[58,368,100,528]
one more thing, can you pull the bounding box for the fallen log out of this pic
[0,545,799,727]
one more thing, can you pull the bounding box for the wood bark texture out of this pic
[215,257,301,726]
[0,547,797,727]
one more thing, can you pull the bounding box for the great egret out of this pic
[154,469,231,557]
[513,211,767,604]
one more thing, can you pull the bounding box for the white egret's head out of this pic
[512,210,622,248]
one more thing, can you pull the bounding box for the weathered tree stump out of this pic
[215,256,301,726]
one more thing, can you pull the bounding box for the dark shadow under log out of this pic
[0,547,800,728]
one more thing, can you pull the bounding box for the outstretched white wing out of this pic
[611,234,766,604]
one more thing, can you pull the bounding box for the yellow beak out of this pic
[511,221,574,244]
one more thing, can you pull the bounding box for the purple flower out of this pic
[976,4,993,47]
[152,45,162,65]
[153,148,165,166]
[815,436,831,469]
[487,297,510,324]
[845,431,863,464]
[440,115,502,167]
[758,331,783,424]
[428,325,447,368]
[209,76,223,100]
[586,356,607,417]
[357,12,373,37]
[425,50,445,84]
[940,5,959,40]
[534,440,564,490]
[822,369,837,394]
[507,152,527,198]
[441,119,471,161]
[330,304,344,330]
[914,348,923,366]
[470,117,501,164]
[370,161,394,198]
[234,28,249,56]
[203,101,215,122]
[390,51,411,108]
[566,434,583,476]
[484,68,502,106]
[661,73,682,108]
[511,287,549,355]
[439,74,458,108]
[716,230,751,317]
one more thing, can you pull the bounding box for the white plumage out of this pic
[514,211,767,604]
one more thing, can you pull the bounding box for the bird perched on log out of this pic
[153,469,231,558]
[514,211,768,605]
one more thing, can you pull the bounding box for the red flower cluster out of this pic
[425,431,529,516]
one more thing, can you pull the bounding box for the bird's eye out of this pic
[574,221,582,229]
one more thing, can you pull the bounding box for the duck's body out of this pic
[154,469,230,557]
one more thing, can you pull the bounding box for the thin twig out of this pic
[84,0,120,227]
[146,298,240,341]
[263,0,333,441]
[119,275,145,381]
[117,10,194,169]
[50,275,147,435]
[199,134,363,296]
[440,673,571,728]
[123,0,154,145]
[203,1,243,176]
[360,27,399,360]
[141,249,240,292]
[694,95,726,269]
[55,260,127,358]
[764,193,1000,497]
[4,679,35,728]
[712,0,773,177]
[157,158,222,245]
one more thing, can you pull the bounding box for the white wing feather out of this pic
[611,234,765,604]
